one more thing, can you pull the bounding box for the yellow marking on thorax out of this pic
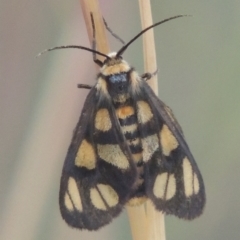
[97,144,129,169]
[160,124,178,156]
[90,184,119,210]
[113,94,129,104]
[101,62,131,76]
[116,106,135,119]
[95,108,112,131]
[137,101,153,124]
[65,177,83,212]
[75,140,96,169]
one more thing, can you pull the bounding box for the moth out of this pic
[43,14,205,230]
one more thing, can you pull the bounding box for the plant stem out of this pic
[79,1,166,239]
[139,0,166,240]
[79,0,109,59]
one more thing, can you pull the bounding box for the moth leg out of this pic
[141,68,158,81]
[77,84,93,89]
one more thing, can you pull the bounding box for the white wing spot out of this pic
[153,173,176,200]
[64,193,74,211]
[97,144,129,169]
[142,134,159,162]
[166,174,176,200]
[90,187,106,210]
[153,172,168,199]
[67,177,83,212]
[183,157,194,197]
[90,184,119,210]
[98,184,119,206]
[193,173,200,194]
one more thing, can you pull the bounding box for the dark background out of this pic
[1,0,240,239]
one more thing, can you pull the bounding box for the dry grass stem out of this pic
[79,0,110,59]
[138,0,158,93]
[79,1,165,239]
[139,0,166,240]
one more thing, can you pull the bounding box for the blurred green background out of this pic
[1,0,240,239]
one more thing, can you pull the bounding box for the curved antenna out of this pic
[103,18,125,45]
[37,45,111,66]
[117,15,189,57]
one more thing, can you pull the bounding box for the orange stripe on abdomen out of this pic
[116,106,135,119]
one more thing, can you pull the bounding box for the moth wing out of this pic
[59,87,137,230]
[137,82,205,219]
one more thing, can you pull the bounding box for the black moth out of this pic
[44,14,205,230]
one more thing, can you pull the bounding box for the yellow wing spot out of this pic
[122,124,137,134]
[137,101,153,124]
[97,144,129,169]
[166,174,176,200]
[153,173,176,200]
[64,193,74,211]
[96,77,109,96]
[142,134,159,162]
[160,125,178,156]
[183,157,194,197]
[90,184,119,210]
[116,105,135,119]
[67,177,83,212]
[193,173,200,194]
[95,108,112,132]
[75,140,96,169]
[127,196,147,206]
[153,172,168,199]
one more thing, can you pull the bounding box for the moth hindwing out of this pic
[56,15,205,230]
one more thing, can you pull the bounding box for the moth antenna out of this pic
[117,15,190,57]
[36,45,110,65]
[103,17,125,45]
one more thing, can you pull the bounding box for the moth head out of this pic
[101,52,132,98]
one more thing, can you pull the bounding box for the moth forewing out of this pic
[140,81,205,219]
[59,76,139,230]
